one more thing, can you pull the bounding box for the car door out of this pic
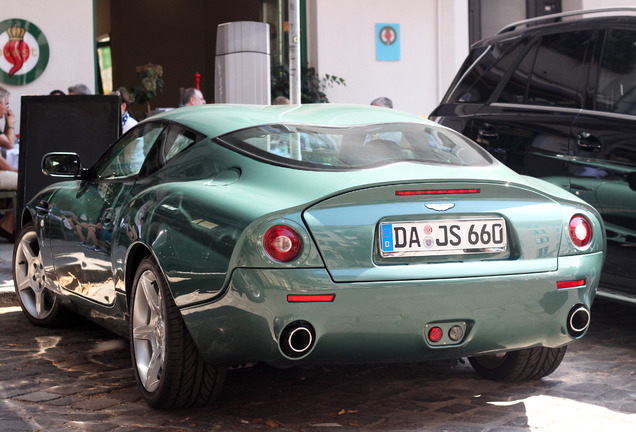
[45,122,166,305]
[570,27,636,293]
[468,30,597,186]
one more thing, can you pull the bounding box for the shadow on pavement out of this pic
[0,299,634,431]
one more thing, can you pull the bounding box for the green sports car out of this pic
[13,104,605,409]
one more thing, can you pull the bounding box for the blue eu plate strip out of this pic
[381,224,394,252]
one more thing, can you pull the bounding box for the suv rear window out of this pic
[218,123,494,170]
[444,37,528,104]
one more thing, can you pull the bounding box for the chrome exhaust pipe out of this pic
[567,305,590,337]
[280,321,315,358]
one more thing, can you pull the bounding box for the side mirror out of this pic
[41,152,82,178]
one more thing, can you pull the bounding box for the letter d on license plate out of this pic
[380,218,507,257]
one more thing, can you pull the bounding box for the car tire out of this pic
[468,346,567,382]
[130,256,226,409]
[13,221,66,326]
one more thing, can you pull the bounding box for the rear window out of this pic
[444,38,527,104]
[218,123,494,170]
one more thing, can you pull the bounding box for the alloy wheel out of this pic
[132,269,166,393]
[14,229,56,320]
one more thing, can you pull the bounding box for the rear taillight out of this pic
[264,225,302,262]
[568,215,592,248]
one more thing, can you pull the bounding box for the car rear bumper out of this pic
[180,252,602,368]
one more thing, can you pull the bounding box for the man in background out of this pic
[181,88,206,106]
[371,96,393,109]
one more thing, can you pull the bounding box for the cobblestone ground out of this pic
[1,299,635,432]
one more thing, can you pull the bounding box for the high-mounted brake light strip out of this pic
[287,294,336,303]
[396,189,480,196]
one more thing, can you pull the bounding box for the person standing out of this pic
[0,87,16,150]
[119,89,138,133]
[0,86,17,241]
[181,88,206,106]
[67,83,91,95]
[370,97,393,109]
[272,96,290,105]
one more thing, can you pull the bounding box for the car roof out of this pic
[148,103,430,139]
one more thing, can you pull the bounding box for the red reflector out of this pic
[428,326,444,343]
[396,189,480,196]
[557,279,586,289]
[287,294,336,303]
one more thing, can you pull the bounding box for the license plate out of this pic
[380,218,507,257]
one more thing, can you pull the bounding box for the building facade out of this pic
[1,0,634,132]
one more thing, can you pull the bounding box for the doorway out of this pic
[469,0,562,44]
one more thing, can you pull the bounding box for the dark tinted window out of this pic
[445,38,524,103]
[597,29,636,115]
[498,43,538,104]
[525,31,593,107]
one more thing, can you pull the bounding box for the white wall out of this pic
[564,0,636,10]
[1,0,95,132]
[480,0,525,38]
[578,0,636,8]
[308,0,468,117]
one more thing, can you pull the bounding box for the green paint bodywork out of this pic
[26,104,605,365]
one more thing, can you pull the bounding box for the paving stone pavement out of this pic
[1,234,635,431]
[0,237,14,307]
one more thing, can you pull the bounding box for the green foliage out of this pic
[121,63,164,117]
[271,65,346,103]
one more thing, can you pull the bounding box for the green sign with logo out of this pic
[0,18,50,85]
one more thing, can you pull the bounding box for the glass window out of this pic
[498,43,538,104]
[526,31,593,107]
[162,126,200,162]
[94,122,165,179]
[597,29,636,115]
[445,38,526,104]
[219,123,494,170]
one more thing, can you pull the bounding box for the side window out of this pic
[95,122,165,179]
[597,29,636,115]
[498,43,538,104]
[162,125,200,162]
[526,31,594,107]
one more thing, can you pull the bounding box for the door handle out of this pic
[576,131,602,151]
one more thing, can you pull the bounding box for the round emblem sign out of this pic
[0,18,49,85]
[379,25,398,46]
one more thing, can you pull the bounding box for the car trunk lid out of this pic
[303,181,562,282]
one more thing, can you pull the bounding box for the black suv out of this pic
[430,8,636,303]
